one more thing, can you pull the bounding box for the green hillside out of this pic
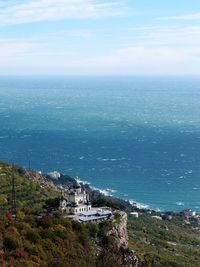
[0,161,59,214]
[128,214,200,267]
[0,161,129,267]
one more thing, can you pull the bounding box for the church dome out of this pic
[73,179,81,189]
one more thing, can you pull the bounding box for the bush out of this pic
[36,216,53,228]
[26,229,41,244]
[4,235,21,251]
[87,223,99,238]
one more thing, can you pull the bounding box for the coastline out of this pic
[76,176,200,213]
[46,171,197,216]
[76,177,151,211]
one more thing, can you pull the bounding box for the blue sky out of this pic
[1,0,200,75]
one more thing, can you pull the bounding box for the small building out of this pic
[130,212,139,218]
[152,215,162,220]
[183,209,196,218]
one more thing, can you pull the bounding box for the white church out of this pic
[59,179,92,215]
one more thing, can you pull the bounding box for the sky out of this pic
[1,0,200,75]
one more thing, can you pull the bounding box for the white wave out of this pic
[129,200,149,210]
[87,184,117,197]
[176,202,184,206]
[97,157,126,162]
[79,179,91,185]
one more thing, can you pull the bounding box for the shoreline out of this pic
[74,176,200,215]
[69,176,193,215]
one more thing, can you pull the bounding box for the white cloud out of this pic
[0,0,123,25]
[84,46,199,75]
[1,23,200,75]
[70,29,92,38]
[130,25,200,46]
[158,12,200,21]
[1,37,200,75]
[0,39,41,58]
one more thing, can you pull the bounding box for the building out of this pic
[59,179,91,215]
[152,215,162,220]
[130,212,139,218]
[78,208,112,224]
[183,209,196,218]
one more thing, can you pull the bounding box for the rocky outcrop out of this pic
[108,211,129,249]
[98,211,143,267]
[24,170,61,193]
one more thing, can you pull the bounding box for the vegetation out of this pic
[0,211,102,266]
[0,161,122,266]
[128,214,200,267]
[0,161,59,214]
[1,160,200,266]
[92,195,133,212]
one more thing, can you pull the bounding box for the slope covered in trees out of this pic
[0,161,136,267]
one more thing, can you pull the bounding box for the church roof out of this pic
[73,179,81,189]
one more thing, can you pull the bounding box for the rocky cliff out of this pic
[96,211,143,267]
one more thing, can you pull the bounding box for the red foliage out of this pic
[5,212,13,223]
[13,248,29,260]
[37,216,53,228]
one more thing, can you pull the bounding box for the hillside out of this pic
[0,161,141,267]
[128,214,200,267]
[1,161,200,267]
[0,161,60,214]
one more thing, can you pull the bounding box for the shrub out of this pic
[26,229,41,244]
[4,235,21,251]
[36,216,53,228]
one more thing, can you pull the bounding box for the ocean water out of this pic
[0,76,200,211]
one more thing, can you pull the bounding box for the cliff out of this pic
[97,211,143,267]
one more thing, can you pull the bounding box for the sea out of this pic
[0,76,200,212]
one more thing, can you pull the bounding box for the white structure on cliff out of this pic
[59,179,91,215]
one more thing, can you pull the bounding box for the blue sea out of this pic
[0,76,200,211]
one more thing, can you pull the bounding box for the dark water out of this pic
[0,76,200,211]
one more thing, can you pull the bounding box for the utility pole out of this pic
[11,164,16,219]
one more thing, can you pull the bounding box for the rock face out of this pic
[108,211,129,249]
[103,212,143,267]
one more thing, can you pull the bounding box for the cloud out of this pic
[1,23,200,75]
[69,30,92,38]
[48,29,93,38]
[129,25,200,46]
[52,46,200,75]
[158,12,200,21]
[0,39,41,58]
[1,35,200,75]
[84,46,196,75]
[0,0,123,25]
